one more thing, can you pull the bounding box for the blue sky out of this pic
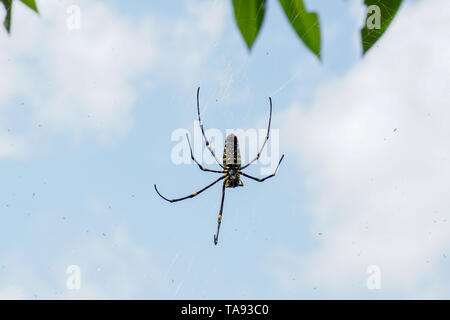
[0,0,449,299]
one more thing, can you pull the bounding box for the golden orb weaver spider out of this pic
[154,87,284,245]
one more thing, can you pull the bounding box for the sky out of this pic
[0,0,449,299]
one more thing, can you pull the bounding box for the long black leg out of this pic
[214,180,227,245]
[154,175,226,203]
[241,97,272,170]
[240,154,284,182]
[186,134,225,173]
[196,87,225,169]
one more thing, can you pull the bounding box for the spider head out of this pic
[226,166,243,188]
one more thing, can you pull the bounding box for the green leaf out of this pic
[1,0,12,33]
[361,0,403,55]
[1,0,38,33]
[232,0,267,51]
[19,0,38,13]
[279,0,321,60]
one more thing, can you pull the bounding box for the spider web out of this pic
[165,1,288,299]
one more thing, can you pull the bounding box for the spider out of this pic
[154,87,284,245]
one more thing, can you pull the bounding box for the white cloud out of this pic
[0,132,27,158]
[0,227,168,299]
[0,253,53,299]
[150,0,227,87]
[52,226,168,299]
[0,0,227,155]
[1,0,156,147]
[0,286,26,299]
[267,0,450,298]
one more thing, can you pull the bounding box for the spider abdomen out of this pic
[223,134,241,167]
[223,134,243,188]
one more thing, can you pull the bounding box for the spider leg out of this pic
[240,154,284,182]
[154,174,226,203]
[213,180,227,245]
[241,97,272,170]
[186,134,226,173]
[196,87,225,169]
